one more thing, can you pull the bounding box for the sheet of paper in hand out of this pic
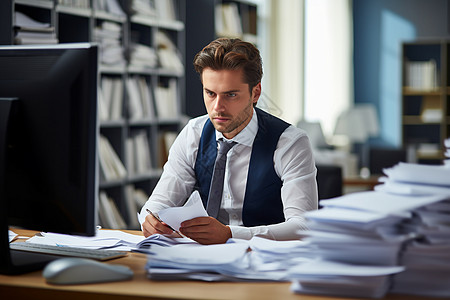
[157,191,208,231]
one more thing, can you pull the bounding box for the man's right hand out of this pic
[141,212,177,238]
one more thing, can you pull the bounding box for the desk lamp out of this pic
[333,104,380,178]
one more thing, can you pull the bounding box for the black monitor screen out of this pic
[0,43,98,239]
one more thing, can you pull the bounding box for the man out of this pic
[140,38,318,244]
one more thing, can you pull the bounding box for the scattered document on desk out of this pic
[145,238,313,282]
[25,230,145,251]
[135,233,197,249]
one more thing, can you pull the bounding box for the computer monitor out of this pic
[0,43,98,274]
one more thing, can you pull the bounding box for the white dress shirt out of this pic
[140,108,318,240]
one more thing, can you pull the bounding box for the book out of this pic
[98,135,127,181]
[155,79,178,119]
[98,191,126,229]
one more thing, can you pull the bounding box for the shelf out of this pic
[1,0,187,230]
[401,40,450,165]
[94,10,126,23]
[402,87,442,96]
[402,116,442,125]
[15,0,53,9]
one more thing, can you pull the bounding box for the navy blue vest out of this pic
[194,107,290,227]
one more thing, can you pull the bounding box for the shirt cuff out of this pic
[228,225,253,240]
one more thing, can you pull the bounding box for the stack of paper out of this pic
[373,162,450,297]
[289,261,404,299]
[93,21,126,68]
[14,12,58,45]
[138,193,312,282]
[290,165,450,298]
[144,238,312,282]
[129,43,158,70]
[24,230,144,251]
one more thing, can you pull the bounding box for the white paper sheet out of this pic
[157,191,208,231]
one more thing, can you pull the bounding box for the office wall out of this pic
[353,0,449,147]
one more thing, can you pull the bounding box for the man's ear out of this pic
[252,82,261,104]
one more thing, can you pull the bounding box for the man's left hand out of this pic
[179,217,231,245]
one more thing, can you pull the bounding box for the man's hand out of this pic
[142,212,177,238]
[179,217,232,245]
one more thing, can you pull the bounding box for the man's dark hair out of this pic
[193,38,263,91]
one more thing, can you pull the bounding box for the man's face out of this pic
[202,68,261,139]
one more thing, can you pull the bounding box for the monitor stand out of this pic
[0,98,58,275]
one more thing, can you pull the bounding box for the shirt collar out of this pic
[215,108,257,147]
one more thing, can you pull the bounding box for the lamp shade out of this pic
[333,104,380,143]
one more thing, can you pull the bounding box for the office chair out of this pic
[316,164,343,207]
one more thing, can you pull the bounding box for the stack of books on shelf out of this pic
[98,76,123,121]
[14,12,58,45]
[126,130,152,176]
[404,59,439,91]
[98,134,127,181]
[98,191,127,229]
[156,31,184,75]
[93,21,126,68]
[94,0,126,17]
[215,2,243,38]
[126,76,155,120]
[128,43,158,70]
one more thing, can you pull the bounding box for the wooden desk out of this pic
[343,175,381,194]
[0,229,426,300]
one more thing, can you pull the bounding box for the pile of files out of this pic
[375,162,450,297]
[14,12,58,45]
[143,237,313,282]
[290,161,450,298]
[93,21,126,68]
[290,191,414,298]
[128,43,158,70]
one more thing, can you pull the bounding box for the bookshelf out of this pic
[185,0,258,118]
[0,0,186,230]
[401,40,450,164]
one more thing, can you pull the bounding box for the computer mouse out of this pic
[43,257,133,285]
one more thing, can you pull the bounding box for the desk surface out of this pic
[1,229,427,300]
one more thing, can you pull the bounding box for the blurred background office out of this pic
[1,0,449,228]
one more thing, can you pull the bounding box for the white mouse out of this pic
[43,257,133,285]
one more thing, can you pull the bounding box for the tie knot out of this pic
[217,139,236,156]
